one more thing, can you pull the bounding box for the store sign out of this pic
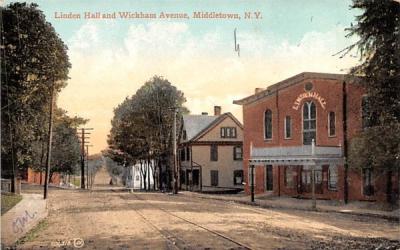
[292,92,326,110]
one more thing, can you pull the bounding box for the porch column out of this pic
[311,139,317,210]
[250,163,255,202]
[185,169,188,191]
[311,164,316,210]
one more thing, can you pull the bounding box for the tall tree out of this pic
[344,0,400,203]
[1,3,71,186]
[107,76,188,190]
[48,109,88,181]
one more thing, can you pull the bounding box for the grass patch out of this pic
[72,177,80,187]
[1,192,22,215]
[15,219,48,245]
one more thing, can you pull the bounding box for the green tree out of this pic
[1,3,71,186]
[344,0,400,203]
[107,76,188,190]
[48,109,87,181]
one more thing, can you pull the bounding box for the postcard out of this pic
[1,1,399,249]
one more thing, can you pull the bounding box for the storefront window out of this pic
[284,166,294,188]
[328,165,338,190]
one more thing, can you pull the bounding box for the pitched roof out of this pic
[182,112,243,142]
[182,114,219,141]
[233,72,356,106]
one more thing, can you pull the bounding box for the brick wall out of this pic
[240,75,398,202]
[26,168,61,185]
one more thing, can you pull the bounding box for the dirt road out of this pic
[18,185,399,249]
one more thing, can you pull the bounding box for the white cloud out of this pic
[58,21,359,153]
[68,22,99,51]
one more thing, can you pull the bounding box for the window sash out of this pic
[233,146,243,160]
[265,110,272,139]
[221,127,237,138]
[303,102,316,145]
[285,116,291,139]
[231,128,236,137]
[328,112,336,136]
[210,145,218,161]
[233,170,243,185]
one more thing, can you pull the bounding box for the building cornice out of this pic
[233,72,358,106]
[179,141,243,146]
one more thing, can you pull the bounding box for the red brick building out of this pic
[234,72,398,202]
[23,168,61,185]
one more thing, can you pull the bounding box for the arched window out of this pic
[264,109,272,139]
[303,101,316,145]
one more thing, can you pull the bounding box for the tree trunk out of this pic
[147,158,151,190]
[49,171,54,184]
[152,159,157,190]
[158,159,162,190]
[140,160,146,191]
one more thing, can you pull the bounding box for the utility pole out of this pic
[172,107,178,194]
[250,165,255,202]
[86,145,89,189]
[77,128,93,189]
[86,145,93,189]
[44,83,55,200]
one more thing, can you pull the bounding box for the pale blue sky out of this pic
[4,0,361,152]
[22,0,358,47]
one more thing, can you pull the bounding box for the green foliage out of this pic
[15,219,48,245]
[349,124,400,171]
[1,193,22,215]
[107,76,189,166]
[345,0,400,171]
[49,108,87,175]
[1,3,71,177]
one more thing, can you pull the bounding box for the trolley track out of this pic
[121,192,252,250]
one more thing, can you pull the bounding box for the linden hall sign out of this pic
[292,92,327,110]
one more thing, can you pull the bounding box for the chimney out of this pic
[255,88,264,94]
[201,112,208,115]
[214,106,221,116]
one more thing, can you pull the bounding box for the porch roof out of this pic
[249,144,344,166]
